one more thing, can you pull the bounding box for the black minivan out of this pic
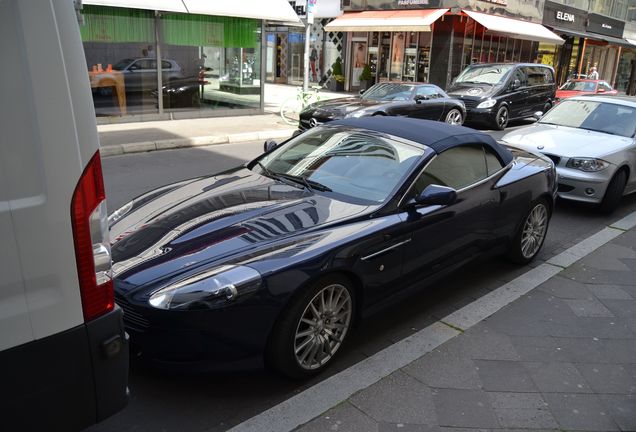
[447,63,556,130]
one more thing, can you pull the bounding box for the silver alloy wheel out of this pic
[445,109,463,125]
[521,203,548,259]
[294,283,352,370]
[497,107,508,128]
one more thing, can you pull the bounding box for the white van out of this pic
[0,1,128,430]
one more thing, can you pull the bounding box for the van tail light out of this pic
[71,150,114,322]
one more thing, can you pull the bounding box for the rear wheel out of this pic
[445,108,463,125]
[598,169,627,214]
[493,105,509,130]
[542,102,552,115]
[507,199,550,264]
[266,275,354,379]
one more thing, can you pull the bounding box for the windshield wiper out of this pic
[275,173,332,192]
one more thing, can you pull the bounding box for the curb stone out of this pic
[100,128,295,157]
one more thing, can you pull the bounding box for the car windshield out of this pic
[256,127,428,203]
[361,83,415,101]
[560,81,596,92]
[539,99,636,137]
[113,58,133,70]
[454,65,515,85]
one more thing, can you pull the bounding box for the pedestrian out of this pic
[309,45,318,82]
[588,66,599,80]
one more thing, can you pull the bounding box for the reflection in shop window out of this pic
[81,5,157,117]
[161,14,261,111]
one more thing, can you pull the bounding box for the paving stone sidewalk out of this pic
[297,229,636,432]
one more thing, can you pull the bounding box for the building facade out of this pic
[329,0,565,91]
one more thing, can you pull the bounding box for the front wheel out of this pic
[266,275,355,379]
[493,105,509,130]
[280,98,303,126]
[507,199,550,264]
[598,169,627,214]
[445,108,463,125]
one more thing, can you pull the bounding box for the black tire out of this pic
[445,108,463,125]
[372,112,386,116]
[598,169,627,214]
[493,105,509,130]
[265,274,355,379]
[507,198,550,264]
[542,102,552,115]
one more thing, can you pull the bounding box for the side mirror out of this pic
[263,140,278,153]
[511,79,521,90]
[414,94,429,103]
[359,89,366,95]
[413,184,457,207]
[597,87,606,93]
[532,111,543,120]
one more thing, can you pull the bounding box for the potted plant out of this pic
[331,57,345,92]
[358,64,373,91]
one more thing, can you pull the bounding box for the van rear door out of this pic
[0,1,128,430]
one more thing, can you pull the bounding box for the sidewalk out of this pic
[296,224,636,431]
[98,83,349,157]
[230,213,636,432]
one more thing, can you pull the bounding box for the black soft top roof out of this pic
[330,117,513,165]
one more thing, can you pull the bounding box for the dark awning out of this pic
[550,26,636,48]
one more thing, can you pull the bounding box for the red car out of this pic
[556,79,618,101]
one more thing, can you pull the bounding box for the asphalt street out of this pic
[93,121,636,432]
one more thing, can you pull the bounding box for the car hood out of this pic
[556,90,592,99]
[501,123,632,158]
[447,83,498,99]
[307,97,385,115]
[110,167,372,290]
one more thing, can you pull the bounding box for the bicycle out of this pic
[280,85,322,126]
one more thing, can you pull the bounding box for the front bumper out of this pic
[555,166,615,204]
[116,293,280,371]
[465,107,496,125]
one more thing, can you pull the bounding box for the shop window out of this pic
[160,13,261,111]
[81,5,157,117]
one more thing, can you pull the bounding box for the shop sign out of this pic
[587,13,624,38]
[478,0,508,6]
[542,1,586,32]
[289,0,307,17]
[397,0,429,5]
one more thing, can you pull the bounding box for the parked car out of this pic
[447,63,556,130]
[111,57,183,92]
[556,79,618,102]
[152,77,207,108]
[298,82,466,131]
[502,96,636,213]
[1,1,128,430]
[109,117,555,379]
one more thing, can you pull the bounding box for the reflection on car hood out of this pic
[307,97,386,114]
[501,123,632,158]
[447,83,497,99]
[110,167,371,289]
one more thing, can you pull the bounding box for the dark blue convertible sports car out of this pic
[109,117,556,378]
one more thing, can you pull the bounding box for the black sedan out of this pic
[299,82,466,131]
[109,117,556,379]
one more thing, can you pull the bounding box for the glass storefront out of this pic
[80,5,262,119]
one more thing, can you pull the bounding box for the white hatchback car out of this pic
[502,96,636,213]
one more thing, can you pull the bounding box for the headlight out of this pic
[566,158,609,172]
[346,110,368,118]
[108,201,133,225]
[148,265,261,310]
[477,99,497,109]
